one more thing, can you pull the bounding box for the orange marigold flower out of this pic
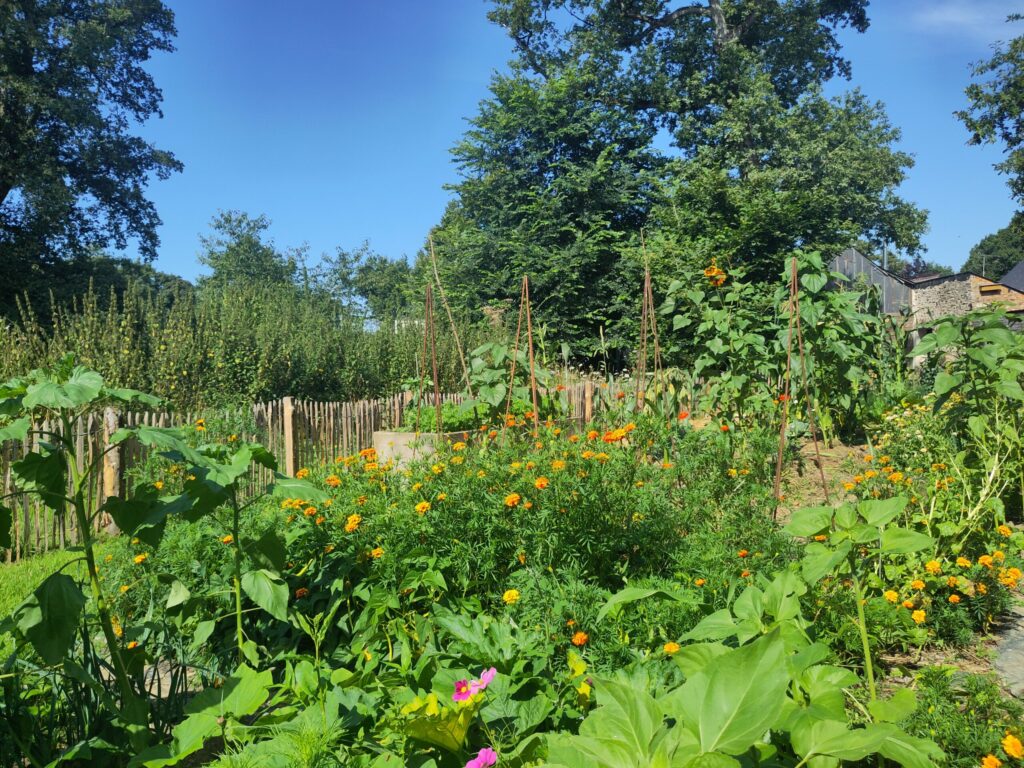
[359,448,376,460]
[947,576,959,588]
[296,468,310,479]
[415,501,430,515]
[535,476,550,490]
[924,560,942,575]
[997,524,1013,537]
[949,594,961,604]
[884,590,899,603]
[911,579,925,590]
[956,556,972,568]
[345,514,361,532]
[664,641,681,655]
[153,480,164,491]
[126,641,139,650]
[741,570,751,578]
[902,599,915,609]
[325,474,341,487]
[304,506,317,517]
[982,755,1003,768]
[911,609,926,624]
[370,546,384,559]
[294,587,310,599]
[221,534,234,545]
[586,430,599,440]
[324,543,335,553]
[843,482,856,491]
[979,554,995,568]
[813,534,828,542]
[504,493,521,507]
[571,631,589,647]
[737,549,749,558]
[678,410,690,421]
[315,515,326,525]
[551,459,566,471]
[133,553,148,565]
[695,578,706,586]
[720,424,730,432]
[1002,732,1023,760]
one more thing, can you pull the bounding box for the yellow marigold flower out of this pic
[221,534,234,545]
[105,554,114,563]
[980,554,995,568]
[431,463,444,475]
[978,583,988,594]
[359,447,376,460]
[946,576,958,588]
[304,506,317,517]
[924,560,942,575]
[879,455,890,464]
[884,590,899,603]
[587,430,599,440]
[865,470,877,479]
[451,455,464,464]
[120,584,130,594]
[325,474,341,487]
[452,441,466,451]
[324,543,335,553]
[911,579,925,590]
[956,556,972,568]
[365,462,379,471]
[663,641,681,655]
[1002,732,1023,760]
[153,480,164,491]
[694,578,706,586]
[370,547,384,559]
[889,472,904,483]
[551,459,566,471]
[911,610,926,624]
[505,492,521,507]
[502,589,520,605]
[415,501,430,515]
[296,468,310,479]
[345,514,361,533]
[133,553,148,565]
[993,550,1005,562]
[982,755,1003,768]
[997,524,1013,537]
[535,476,550,490]
[727,468,738,478]
[477,470,487,478]
[571,631,589,646]
[437,492,447,501]
[315,515,326,525]
[843,482,855,491]
[517,551,526,564]
[111,616,123,638]
[949,594,961,604]
[126,641,139,650]
[412,482,423,491]
[228,434,238,443]
[595,452,609,462]
[194,418,206,431]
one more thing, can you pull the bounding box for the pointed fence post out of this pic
[282,397,298,477]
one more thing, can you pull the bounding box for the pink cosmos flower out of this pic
[471,667,497,694]
[452,679,473,702]
[466,747,498,768]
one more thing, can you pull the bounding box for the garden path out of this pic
[993,604,1024,698]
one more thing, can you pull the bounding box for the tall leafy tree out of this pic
[962,215,1024,280]
[958,15,1024,208]
[197,211,296,290]
[431,68,663,356]
[488,0,870,150]
[0,0,181,265]
[648,79,925,282]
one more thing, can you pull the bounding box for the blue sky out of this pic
[135,0,1020,281]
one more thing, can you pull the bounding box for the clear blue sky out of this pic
[134,0,1020,281]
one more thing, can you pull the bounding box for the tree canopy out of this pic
[958,15,1024,209]
[197,212,297,290]
[0,0,181,264]
[962,215,1024,280]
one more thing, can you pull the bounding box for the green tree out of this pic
[353,252,413,323]
[0,0,181,267]
[958,15,1024,208]
[962,215,1024,280]
[431,68,662,357]
[197,211,297,289]
[647,79,925,282]
[488,0,870,150]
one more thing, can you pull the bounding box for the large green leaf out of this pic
[240,569,288,621]
[596,586,696,622]
[880,528,933,555]
[0,503,11,549]
[0,416,31,443]
[103,496,169,547]
[15,573,87,664]
[858,496,907,528]
[681,609,737,642]
[669,629,790,755]
[269,474,331,503]
[790,718,888,762]
[867,689,917,724]
[784,506,833,538]
[801,541,851,583]
[875,724,944,768]
[11,449,66,510]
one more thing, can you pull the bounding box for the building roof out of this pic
[1001,260,1024,293]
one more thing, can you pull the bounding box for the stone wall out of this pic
[909,274,974,327]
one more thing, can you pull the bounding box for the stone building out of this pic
[829,248,1024,329]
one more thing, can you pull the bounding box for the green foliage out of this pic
[962,214,1024,280]
[0,0,181,273]
[958,15,1024,208]
[197,211,298,289]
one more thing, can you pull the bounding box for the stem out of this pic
[231,494,245,664]
[851,572,876,704]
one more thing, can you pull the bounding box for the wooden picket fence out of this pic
[2,381,607,563]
